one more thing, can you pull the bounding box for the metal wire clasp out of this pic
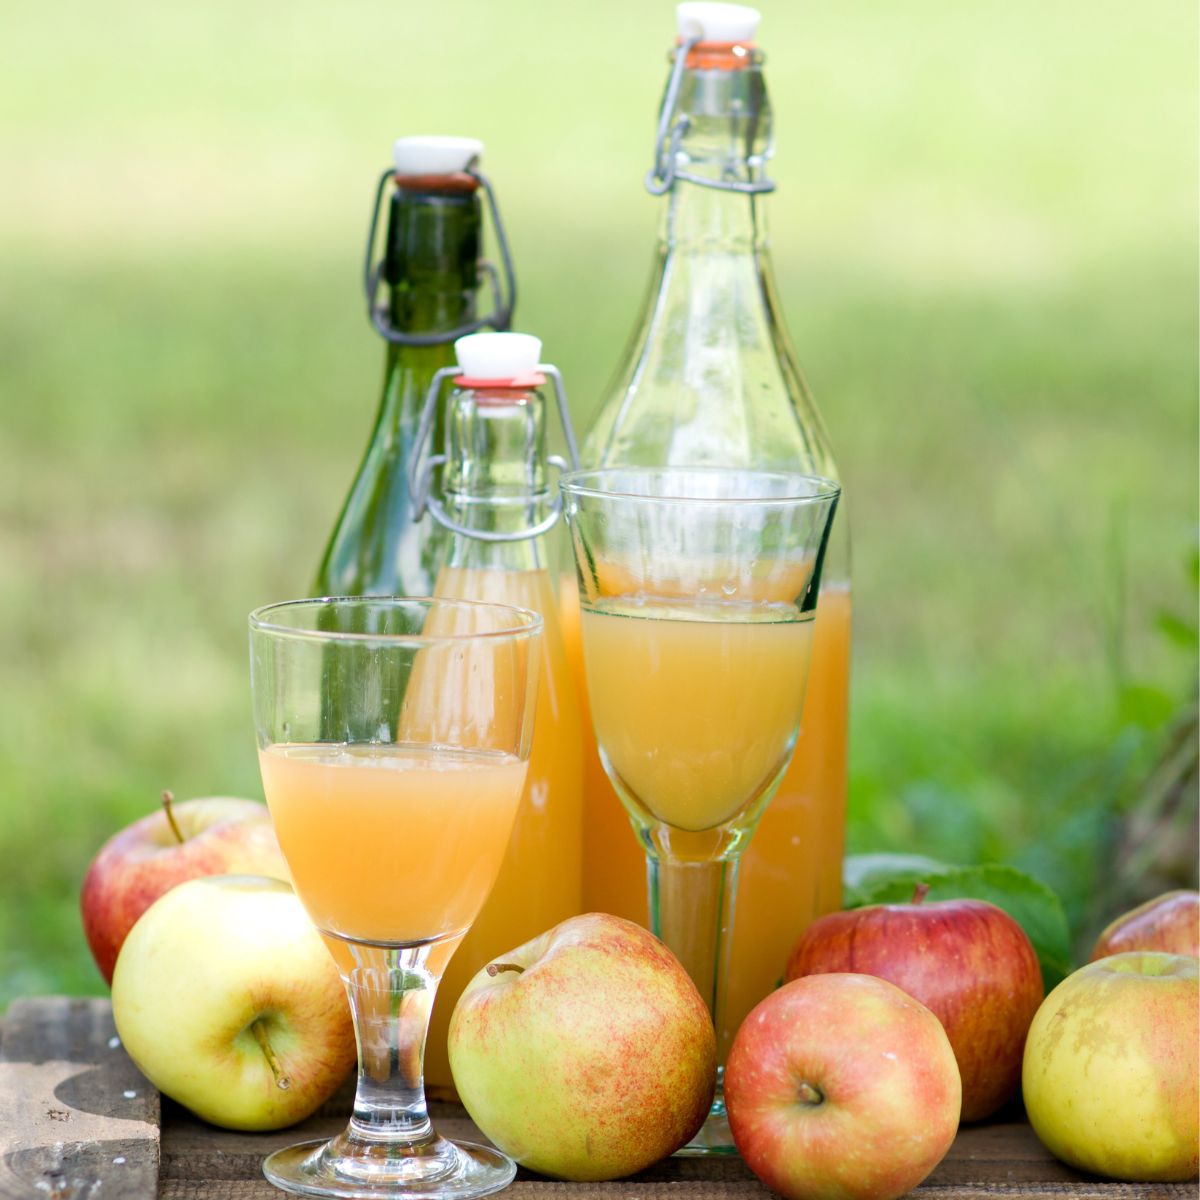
[644,37,776,197]
[363,168,518,347]
[409,365,581,543]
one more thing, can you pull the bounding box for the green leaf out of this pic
[846,862,1074,991]
[1156,610,1199,650]
[843,853,949,907]
[1117,683,1175,730]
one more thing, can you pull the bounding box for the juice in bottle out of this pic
[560,578,646,919]
[303,143,577,1092]
[419,334,583,1094]
[571,4,853,1058]
[721,584,850,1048]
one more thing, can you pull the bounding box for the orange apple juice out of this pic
[580,598,814,833]
[560,574,646,919]
[722,583,850,1051]
[258,743,527,945]
[561,575,851,1057]
[423,565,583,1095]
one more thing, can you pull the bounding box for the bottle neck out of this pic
[377,186,483,429]
[663,180,764,251]
[658,53,772,251]
[442,388,553,571]
[581,52,839,485]
[668,51,772,177]
[385,186,480,324]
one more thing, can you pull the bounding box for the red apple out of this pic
[784,884,1043,1121]
[81,792,289,984]
[1090,890,1199,961]
[448,913,716,1180]
[726,974,961,1200]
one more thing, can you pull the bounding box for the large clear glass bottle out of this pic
[563,4,852,1060]
[313,137,513,598]
[416,333,584,1096]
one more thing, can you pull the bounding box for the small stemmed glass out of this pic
[249,597,541,1199]
[560,468,840,1154]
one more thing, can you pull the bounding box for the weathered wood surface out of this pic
[0,996,159,1199]
[3,997,1197,1200]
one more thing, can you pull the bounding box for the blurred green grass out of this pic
[1,0,1196,1002]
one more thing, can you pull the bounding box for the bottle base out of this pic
[675,1083,739,1157]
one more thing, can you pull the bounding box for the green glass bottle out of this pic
[571,4,853,1061]
[312,136,515,598]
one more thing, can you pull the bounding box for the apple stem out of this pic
[796,1082,824,1107]
[251,1018,291,1090]
[485,961,525,977]
[161,790,185,845]
[911,882,931,905]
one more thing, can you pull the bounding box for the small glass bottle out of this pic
[566,3,852,1060]
[312,136,516,598]
[412,332,584,1096]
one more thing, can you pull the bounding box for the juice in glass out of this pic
[249,594,542,1199]
[257,743,528,945]
[581,597,813,833]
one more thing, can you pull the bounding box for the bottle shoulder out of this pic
[312,475,445,597]
[582,247,840,480]
[311,356,450,597]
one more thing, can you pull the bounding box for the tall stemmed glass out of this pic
[249,597,541,1200]
[560,468,840,1155]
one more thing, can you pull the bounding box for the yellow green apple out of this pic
[447,913,716,1180]
[112,874,355,1131]
[1022,952,1198,1182]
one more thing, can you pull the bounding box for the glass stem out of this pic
[647,855,739,1045]
[330,936,461,1149]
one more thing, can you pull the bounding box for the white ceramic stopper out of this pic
[392,136,484,176]
[677,2,761,42]
[455,333,542,380]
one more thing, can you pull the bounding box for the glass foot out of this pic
[263,1133,517,1200]
[674,1078,738,1157]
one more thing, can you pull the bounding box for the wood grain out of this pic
[2,997,1198,1200]
[0,996,159,1199]
[159,1185,773,1200]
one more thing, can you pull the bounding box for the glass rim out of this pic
[558,466,842,506]
[248,595,544,647]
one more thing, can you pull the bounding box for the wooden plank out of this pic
[918,1191,1193,1200]
[927,1118,1090,1185]
[160,1106,1045,1182]
[926,1120,1197,1194]
[161,1102,761,1184]
[160,1102,1200,1197]
[2,997,1197,1200]
[0,996,160,1200]
[160,1108,347,1182]
[162,1104,1200,1200]
[160,1186,772,1200]
[158,1183,1198,1200]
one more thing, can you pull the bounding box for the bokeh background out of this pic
[2,0,1196,1004]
